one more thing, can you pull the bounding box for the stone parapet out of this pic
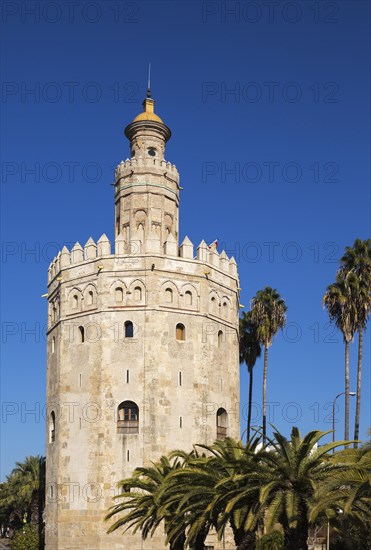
[48,235,239,286]
[115,157,179,185]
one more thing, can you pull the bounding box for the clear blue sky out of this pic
[1,1,370,479]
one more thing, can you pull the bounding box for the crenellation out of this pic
[208,246,219,267]
[179,235,194,259]
[196,239,208,263]
[71,242,83,264]
[97,234,111,256]
[115,157,179,183]
[219,250,229,273]
[229,256,238,277]
[84,237,97,260]
[60,246,71,268]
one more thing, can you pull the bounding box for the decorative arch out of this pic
[117,401,139,434]
[180,283,199,310]
[129,279,146,304]
[164,213,173,235]
[83,283,97,307]
[110,279,127,305]
[68,287,82,311]
[160,281,179,308]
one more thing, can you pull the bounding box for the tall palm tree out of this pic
[158,449,217,550]
[239,312,261,442]
[162,437,263,550]
[12,455,45,527]
[0,455,45,543]
[323,274,358,441]
[203,437,264,550]
[338,238,371,447]
[251,427,352,550]
[310,444,371,547]
[105,455,187,550]
[250,287,287,442]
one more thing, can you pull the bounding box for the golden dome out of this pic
[132,111,164,124]
[132,97,164,124]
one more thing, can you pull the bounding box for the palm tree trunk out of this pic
[263,345,269,444]
[233,526,256,550]
[354,328,363,448]
[283,507,309,550]
[247,366,253,443]
[170,532,185,550]
[344,340,350,441]
[191,528,208,550]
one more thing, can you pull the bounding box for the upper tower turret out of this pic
[114,90,180,250]
[125,94,171,162]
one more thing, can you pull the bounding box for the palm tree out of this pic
[310,444,371,548]
[338,238,371,447]
[0,455,45,543]
[162,437,263,550]
[252,427,352,550]
[250,287,287,442]
[204,437,264,550]
[12,455,45,527]
[323,274,358,441]
[239,312,262,442]
[158,449,216,550]
[105,455,186,550]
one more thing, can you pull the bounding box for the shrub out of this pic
[11,524,40,550]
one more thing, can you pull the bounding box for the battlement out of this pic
[48,234,238,284]
[115,157,179,183]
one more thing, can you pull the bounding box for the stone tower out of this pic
[45,91,240,550]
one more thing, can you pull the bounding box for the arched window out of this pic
[165,288,173,303]
[134,286,142,301]
[210,295,217,314]
[115,287,124,302]
[125,321,134,338]
[117,401,139,434]
[72,294,78,309]
[78,326,85,343]
[176,323,185,341]
[52,336,55,354]
[216,408,228,440]
[185,290,192,306]
[50,411,56,443]
[218,330,223,347]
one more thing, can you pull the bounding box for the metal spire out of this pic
[147,62,151,98]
